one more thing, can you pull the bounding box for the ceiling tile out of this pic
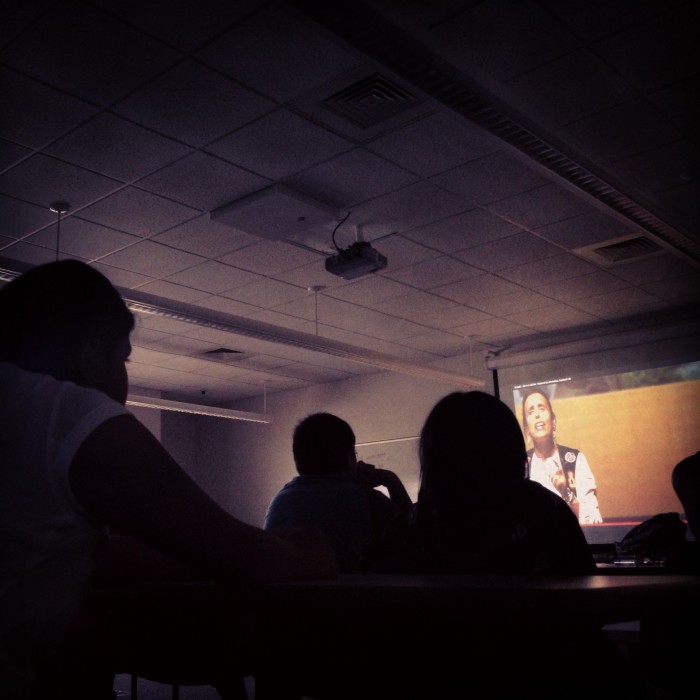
[0,155,121,210]
[0,139,30,171]
[45,113,192,182]
[433,273,524,304]
[130,326,171,347]
[398,328,474,356]
[132,279,212,304]
[99,240,207,277]
[0,240,67,267]
[449,316,532,342]
[152,215,260,258]
[540,0,682,42]
[113,59,275,147]
[592,3,700,93]
[642,274,700,304]
[0,2,179,105]
[25,218,140,260]
[430,0,581,81]
[567,287,668,317]
[468,289,556,316]
[405,208,521,253]
[613,139,700,193]
[78,187,200,237]
[503,50,636,126]
[275,259,348,290]
[193,295,260,318]
[0,0,696,404]
[206,108,353,180]
[427,304,493,330]
[91,262,155,289]
[243,308,317,334]
[609,252,698,284]
[563,98,682,163]
[649,75,700,133]
[221,277,308,308]
[285,148,418,210]
[453,232,562,271]
[136,151,270,211]
[384,254,482,289]
[506,303,601,332]
[533,211,638,250]
[325,275,411,304]
[498,252,597,287]
[348,181,470,238]
[0,1,52,46]
[164,260,261,293]
[488,183,592,229]
[374,289,459,317]
[431,150,552,206]
[367,111,500,176]
[219,240,323,275]
[319,325,434,362]
[197,3,360,102]
[535,271,630,302]
[0,194,55,239]
[91,0,263,52]
[365,235,440,271]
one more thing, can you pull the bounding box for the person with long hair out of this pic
[369,390,596,574]
[361,391,634,700]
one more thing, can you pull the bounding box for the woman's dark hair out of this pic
[0,259,134,365]
[418,391,527,512]
[292,412,356,475]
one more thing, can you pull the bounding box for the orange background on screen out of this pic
[516,380,700,520]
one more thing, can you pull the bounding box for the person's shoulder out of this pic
[508,480,573,514]
[1,361,57,391]
[512,478,557,498]
[282,474,366,496]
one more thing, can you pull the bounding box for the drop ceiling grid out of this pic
[0,0,696,404]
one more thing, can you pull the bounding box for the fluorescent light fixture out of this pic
[0,265,485,390]
[127,395,271,423]
[124,291,485,389]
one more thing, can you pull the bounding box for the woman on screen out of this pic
[522,389,603,524]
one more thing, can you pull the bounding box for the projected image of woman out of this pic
[522,389,603,524]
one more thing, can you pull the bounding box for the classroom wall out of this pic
[157,322,698,528]
[162,363,492,527]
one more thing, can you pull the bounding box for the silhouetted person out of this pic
[673,451,700,542]
[0,260,336,700]
[265,412,412,572]
[640,451,700,698]
[366,391,636,699]
[370,390,596,574]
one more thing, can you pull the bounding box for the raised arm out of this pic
[70,414,337,583]
[355,460,413,514]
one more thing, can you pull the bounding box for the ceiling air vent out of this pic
[574,235,665,267]
[203,347,245,361]
[322,73,419,128]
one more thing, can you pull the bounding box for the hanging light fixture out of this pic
[49,202,71,261]
[307,285,325,336]
[49,201,70,260]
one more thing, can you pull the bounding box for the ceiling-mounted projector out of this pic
[325,241,388,280]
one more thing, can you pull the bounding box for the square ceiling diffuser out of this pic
[211,185,339,240]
